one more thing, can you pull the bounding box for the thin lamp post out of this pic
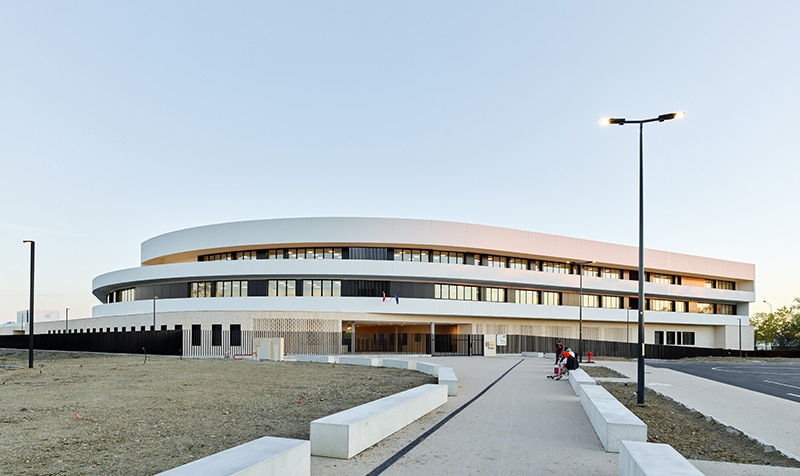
[66,307,69,331]
[153,296,158,330]
[23,240,35,369]
[573,260,594,363]
[605,112,684,405]
[763,300,773,314]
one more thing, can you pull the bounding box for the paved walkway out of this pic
[310,355,800,476]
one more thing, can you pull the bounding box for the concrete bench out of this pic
[567,368,596,398]
[580,385,647,452]
[156,436,310,476]
[381,358,416,370]
[619,440,703,476]
[415,361,441,376]
[310,383,447,459]
[521,351,544,358]
[438,366,458,396]
[295,354,336,363]
[339,356,382,367]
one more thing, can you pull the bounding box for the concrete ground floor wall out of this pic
[6,308,755,351]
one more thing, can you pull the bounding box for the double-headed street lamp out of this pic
[23,240,35,369]
[604,112,684,405]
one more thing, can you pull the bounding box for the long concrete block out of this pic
[310,383,447,459]
[580,385,646,452]
[521,351,544,358]
[296,354,336,364]
[156,436,310,476]
[339,356,382,367]
[382,358,416,370]
[437,367,458,396]
[415,361,441,376]
[619,440,703,476]
[568,368,596,397]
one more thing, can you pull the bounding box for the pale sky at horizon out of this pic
[2,2,798,323]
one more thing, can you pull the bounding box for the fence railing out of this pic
[2,330,797,359]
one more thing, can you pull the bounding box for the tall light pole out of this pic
[572,260,594,363]
[152,296,158,330]
[66,307,69,331]
[605,112,684,405]
[23,240,35,369]
[763,300,773,314]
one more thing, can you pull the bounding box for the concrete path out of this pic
[310,355,800,476]
[312,355,617,475]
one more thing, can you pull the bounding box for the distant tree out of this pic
[751,298,800,349]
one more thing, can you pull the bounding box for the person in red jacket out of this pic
[548,347,574,380]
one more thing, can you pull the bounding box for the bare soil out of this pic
[0,350,436,476]
[582,364,800,468]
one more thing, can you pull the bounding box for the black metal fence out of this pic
[2,330,798,359]
[342,333,484,356]
[0,330,182,356]
[493,335,800,359]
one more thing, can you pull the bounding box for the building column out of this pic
[394,325,399,353]
[430,322,435,355]
[351,321,356,354]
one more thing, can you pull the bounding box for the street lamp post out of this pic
[763,300,773,314]
[152,296,158,330]
[573,260,594,363]
[66,307,69,331]
[605,112,684,405]
[23,240,35,369]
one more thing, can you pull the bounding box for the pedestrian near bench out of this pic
[555,340,563,364]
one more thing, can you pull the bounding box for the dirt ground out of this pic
[0,350,436,476]
[3,351,800,475]
[582,364,800,469]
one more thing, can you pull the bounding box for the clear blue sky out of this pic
[2,2,797,322]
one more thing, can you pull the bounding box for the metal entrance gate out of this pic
[431,334,484,356]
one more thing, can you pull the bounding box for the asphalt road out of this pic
[647,360,800,403]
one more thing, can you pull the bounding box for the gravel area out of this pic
[582,364,800,469]
[0,350,436,476]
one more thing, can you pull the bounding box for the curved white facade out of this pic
[56,218,758,351]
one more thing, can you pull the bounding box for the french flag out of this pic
[382,291,399,304]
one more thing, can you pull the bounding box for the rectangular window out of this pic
[682,332,695,345]
[485,255,507,268]
[191,324,202,346]
[542,261,569,274]
[650,273,673,284]
[650,299,673,312]
[230,324,241,346]
[212,324,222,346]
[481,287,506,302]
[697,302,714,314]
[703,279,715,288]
[582,295,599,307]
[515,289,539,304]
[718,303,736,315]
[583,266,599,277]
[666,331,676,345]
[508,258,528,270]
[716,280,735,290]
[600,268,621,279]
[675,301,688,313]
[654,331,664,344]
[542,291,561,306]
[601,296,621,309]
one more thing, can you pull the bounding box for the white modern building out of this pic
[26,217,757,353]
